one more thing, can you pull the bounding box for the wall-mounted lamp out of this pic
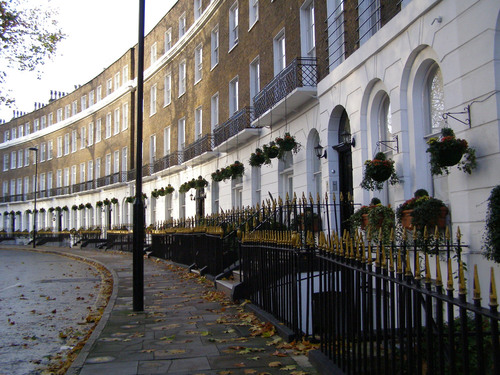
[314,144,327,159]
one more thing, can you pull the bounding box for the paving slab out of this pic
[26,247,319,375]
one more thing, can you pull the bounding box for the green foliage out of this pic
[0,0,66,105]
[360,152,401,191]
[426,127,476,175]
[484,185,500,263]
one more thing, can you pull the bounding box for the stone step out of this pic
[232,269,242,282]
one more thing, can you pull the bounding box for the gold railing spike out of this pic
[325,191,328,204]
[347,191,352,202]
[332,191,336,203]
[445,226,450,240]
[405,250,412,277]
[459,261,466,295]
[447,258,454,291]
[434,225,440,239]
[423,226,429,240]
[375,243,381,267]
[490,267,498,308]
[316,192,321,204]
[412,226,418,240]
[473,264,481,301]
[456,226,462,242]
[397,249,402,274]
[339,191,344,202]
[415,253,421,280]
[425,254,431,283]
[435,255,443,287]
[402,227,407,241]
[367,243,373,265]
[390,227,395,242]
[389,246,394,272]
[381,245,386,269]
[309,193,314,204]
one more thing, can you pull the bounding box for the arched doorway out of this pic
[332,109,354,234]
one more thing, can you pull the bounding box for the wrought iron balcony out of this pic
[183,134,214,164]
[253,58,317,121]
[213,107,259,150]
[153,151,182,174]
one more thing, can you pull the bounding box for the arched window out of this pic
[378,93,392,153]
[424,63,444,133]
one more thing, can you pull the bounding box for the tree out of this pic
[0,0,65,106]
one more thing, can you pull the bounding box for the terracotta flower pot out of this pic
[401,207,448,230]
[401,209,413,229]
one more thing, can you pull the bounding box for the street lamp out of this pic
[29,147,38,248]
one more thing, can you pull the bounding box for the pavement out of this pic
[21,246,319,375]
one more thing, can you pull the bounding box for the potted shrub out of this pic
[229,161,244,179]
[275,132,301,154]
[397,189,448,230]
[483,185,500,263]
[249,148,266,167]
[361,152,401,191]
[426,127,476,175]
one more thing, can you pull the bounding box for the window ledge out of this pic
[228,42,238,54]
[248,19,258,32]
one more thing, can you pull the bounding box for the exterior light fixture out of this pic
[314,144,327,159]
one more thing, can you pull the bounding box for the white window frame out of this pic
[165,28,172,52]
[114,108,120,134]
[178,118,186,151]
[106,79,113,95]
[249,0,259,29]
[17,149,23,168]
[40,143,46,162]
[24,149,30,166]
[96,86,102,101]
[47,141,53,160]
[150,85,157,116]
[273,29,286,76]
[179,12,186,38]
[150,42,157,65]
[64,133,70,155]
[114,72,120,90]
[122,147,128,172]
[195,107,202,139]
[300,0,316,58]
[229,76,239,116]
[229,2,239,50]
[211,92,219,130]
[211,25,219,69]
[105,113,112,139]
[194,44,203,83]
[113,150,120,174]
[179,60,186,96]
[80,127,86,149]
[96,118,102,143]
[57,136,63,158]
[164,127,171,156]
[71,130,77,153]
[249,56,260,101]
[194,0,202,20]
[88,122,94,146]
[72,100,77,115]
[81,95,87,111]
[122,103,129,131]
[164,73,172,106]
[149,134,156,164]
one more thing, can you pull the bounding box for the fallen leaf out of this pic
[280,365,297,371]
[269,361,282,368]
[243,369,257,374]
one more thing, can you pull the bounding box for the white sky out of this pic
[0,0,176,121]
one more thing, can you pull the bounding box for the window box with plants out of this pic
[426,127,476,175]
[396,189,448,231]
[361,152,401,191]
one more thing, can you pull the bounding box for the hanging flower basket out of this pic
[55,206,62,212]
[96,201,103,207]
[78,204,85,210]
[126,196,135,203]
[212,169,225,182]
[85,203,92,209]
[151,189,160,199]
[195,176,209,189]
[361,152,401,191]
[275,132,301,154]
[229,161,244,179]
[263,141,280,161]
[62,205,69,211]
[39,208,46,213]
[249,148,266,167]
[110,198,118,205]
[103,199,111,206]
[179,182,192,194]
[48,207,55,213]
[165,184,175,194]
[426,127,476,175]
[72,205,78,211]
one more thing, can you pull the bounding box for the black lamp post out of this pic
[29,147,38,248]
[132,0,145,312]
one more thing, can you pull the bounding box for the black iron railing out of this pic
[213,107,255,148]
[253,58,317,119]
[183,134,213,162]
[153,151,182,173]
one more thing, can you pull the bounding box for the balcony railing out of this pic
[253,58,317,119]
[153,151,182,174]
[213,107,255,148]
[183,134,213,163]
